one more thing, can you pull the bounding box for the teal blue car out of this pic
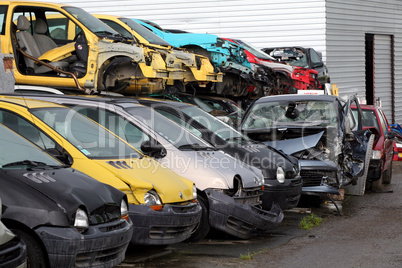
[134,19,273,97]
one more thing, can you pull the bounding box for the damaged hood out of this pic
[264,131,324,155]
[0,168,124,227]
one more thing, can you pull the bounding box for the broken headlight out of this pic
[74,208,89,233]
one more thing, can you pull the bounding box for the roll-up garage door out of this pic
[374,35,393,121]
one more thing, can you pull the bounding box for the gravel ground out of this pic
[119,162,402,268]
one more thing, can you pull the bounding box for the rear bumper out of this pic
[36,218,132,268]
[261,176,303,210]
[129,202,202,245]
[205,189,283,239]
[0,237,27,268]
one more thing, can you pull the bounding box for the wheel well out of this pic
[2,219,50,266]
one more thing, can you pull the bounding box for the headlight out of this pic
[144,190,162,211]
[120,199,129,222]
[276,166,286,184]
[193,184,197,199]
[372,150,382,160]
[74,208,89,232]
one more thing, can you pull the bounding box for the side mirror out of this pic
[140,140,166,158]
[385,131,396,140]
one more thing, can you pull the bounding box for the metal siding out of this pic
[326,0,402,123]
[374,35,393,121]
[41,0,327,55]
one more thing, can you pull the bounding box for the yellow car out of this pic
[95,14,223,91]
[0,1,172,94]
[0,96,201,245]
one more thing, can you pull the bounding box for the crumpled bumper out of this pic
[35,218,133,268]
[205,189,284,239]
[129,202,202,245]
[262,176,303,210]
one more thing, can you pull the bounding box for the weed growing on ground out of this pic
[299,213,323,230]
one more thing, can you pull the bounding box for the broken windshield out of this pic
[119,18,172,46]
[242,100,338,130]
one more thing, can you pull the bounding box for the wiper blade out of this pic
[94,30,115,36]
[178,143,216,151]
[225,136,247,142]
[2,160,47,168]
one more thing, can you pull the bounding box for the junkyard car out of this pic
[0,96,201,246]
[134,19,272,97]
[22,94,284,241]
[241,94,372,196]
[263,46,330,85]
[0,197,26,268]
[137,98,303,211]
[0,1,171,94]
[226,39,321,94]
[0,122,132,267]
[352,104,394,189]
[94,14,223,92]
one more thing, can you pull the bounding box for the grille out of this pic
[75,245,126,267]
[23,172,56,183]
[170,202,198,214]
[0,238,25,264]
[98,221,126,233]
[300,170,336,187]
[149,225,195,239]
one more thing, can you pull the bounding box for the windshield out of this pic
[181,106,248,142]
[243,100,338,130]
[119,18,172,46]
[32,107,140,159]
[63,7,120,36]
[124,106,213,149]
[0,123,61,169]
[235,39,275,61]
[268,48,309,68]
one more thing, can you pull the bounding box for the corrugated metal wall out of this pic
[43,0,327,56]
[326,0,402,123]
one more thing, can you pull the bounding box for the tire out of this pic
[11,228,48,268]
[187,196,210,242]
[382,161,393,185]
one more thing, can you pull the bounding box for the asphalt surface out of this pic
[118,162,402,268]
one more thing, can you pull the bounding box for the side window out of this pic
[0,109,56,150]
[377,110,388,133]
[0,5,8,35]
[44,11,81,41]
[310,49,323,67]
[101,19,133,39]
[124,123,150,151]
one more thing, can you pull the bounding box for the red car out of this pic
[223,38,320,94]
[352,105,395,190]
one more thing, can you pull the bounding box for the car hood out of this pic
[0,168,124,226]
[222,142,299,179]
[158,147,264,191]
[263,131,324,155]
[93,157,194,204]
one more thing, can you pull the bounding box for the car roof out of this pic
[255,94,339,104]
[0,95,66,109]
[136,97,193,108]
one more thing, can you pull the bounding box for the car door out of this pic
[341,96,373,195]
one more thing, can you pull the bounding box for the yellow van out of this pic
[95,14,223,91]
[0,96,201,245]
[0,1,171,94]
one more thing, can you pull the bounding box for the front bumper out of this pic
[0,237,27,268]
[367,159,382,182]
[35,218,133,268]
[205,189,283,239]
[261,176,303,210]
[129,202,202,245]
[299,160,339,194]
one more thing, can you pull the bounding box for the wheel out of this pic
[382,161,393,184]
[11,228,48,268]
[187,196,210,242]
